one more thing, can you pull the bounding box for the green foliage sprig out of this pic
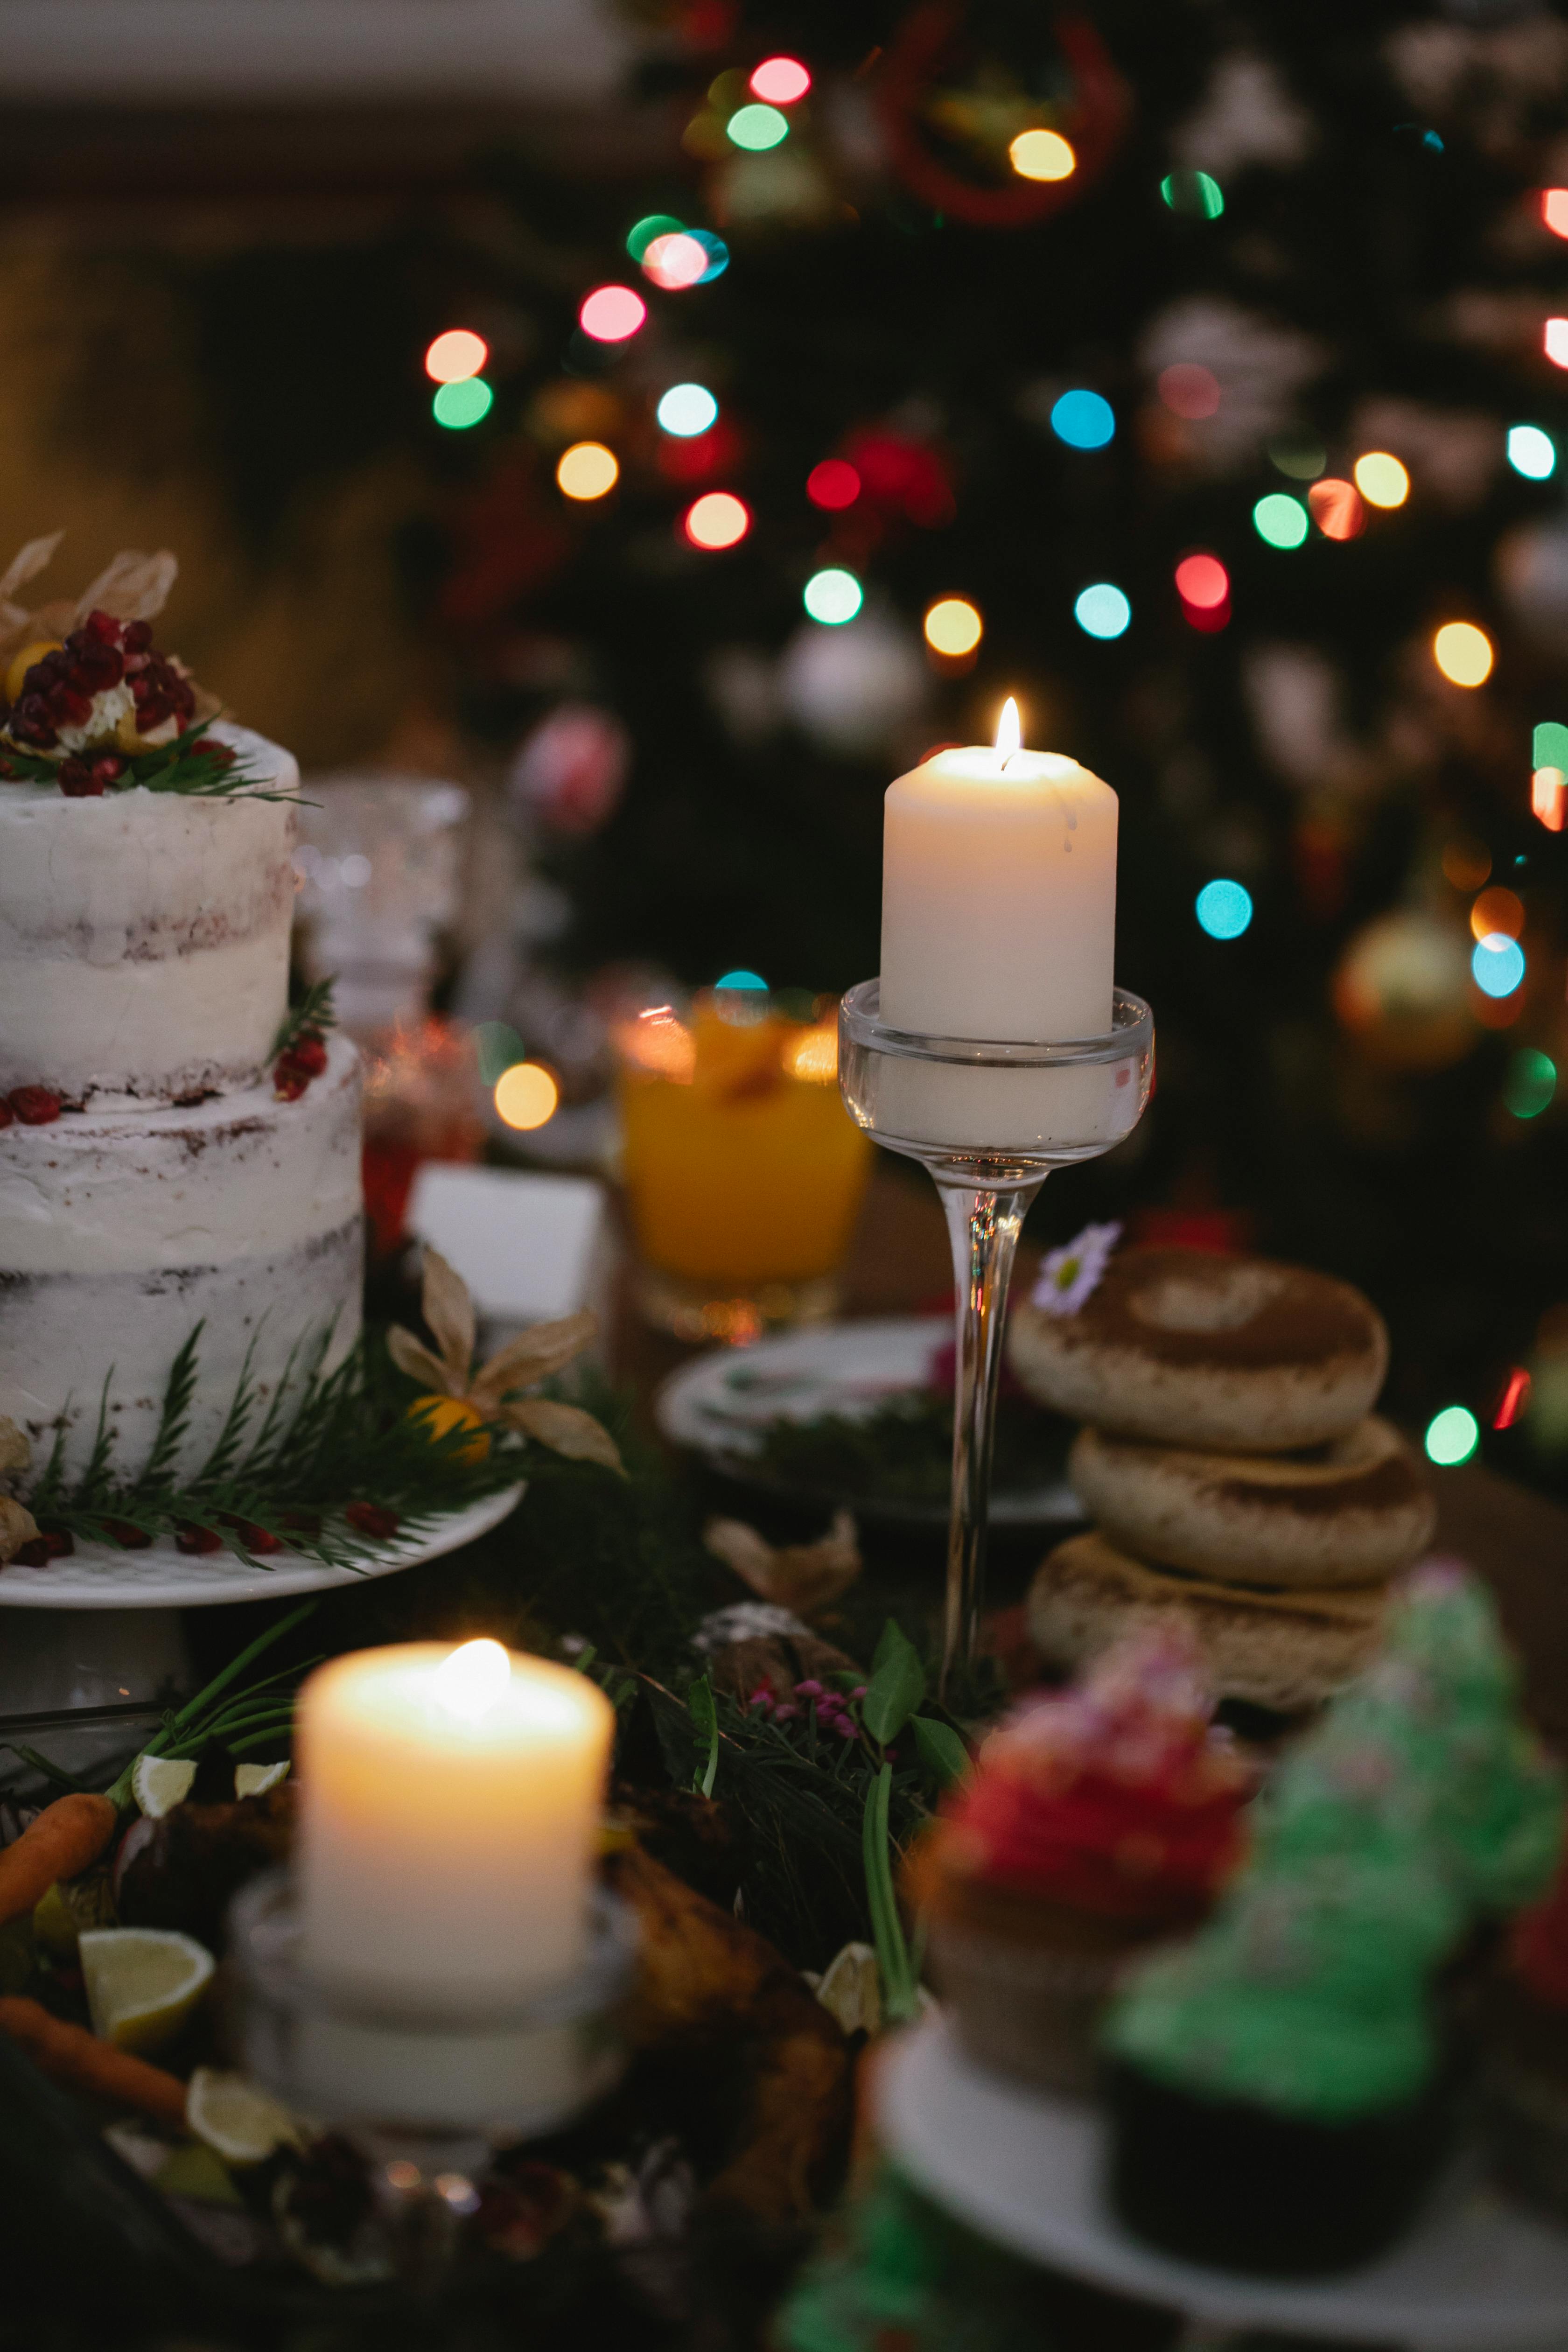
[270,976,337,1061]
[0,718,287,799]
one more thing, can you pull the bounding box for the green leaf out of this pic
[911,1715,970,1788]
[687,1674,719,1799]
[862,1623,926,1746]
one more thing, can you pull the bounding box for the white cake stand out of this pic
[879,2017,1568,2352]
[0,1487,525,1730]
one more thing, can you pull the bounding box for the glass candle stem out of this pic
[935,1171,1044,1695]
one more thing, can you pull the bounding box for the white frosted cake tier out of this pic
[0,723,299,1106]
[0,1036,363,1479]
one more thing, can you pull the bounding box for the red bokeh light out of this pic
[807,458,861,511]
[684,491,751,550]
[749,56,811,105]
[1544,189,1568,239]
[1308,478,1366,540]
[578,285,647,343]
[1157,364,1221,420]
[1174,553,1228,609]
[1493,1366,1533,1429]
[641,233,708,292]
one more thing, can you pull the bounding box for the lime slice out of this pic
[79,1927,214,2055]
[812,1940,882,2037]
[33,1869,115,1958]
[234,1761,290,1800]
[132,1755,196,1819]
[186,2066,301,2166]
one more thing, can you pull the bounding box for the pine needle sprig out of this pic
[270,978,336,1062]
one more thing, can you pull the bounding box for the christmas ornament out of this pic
[878,6,1131,228]
[510,704,630,836]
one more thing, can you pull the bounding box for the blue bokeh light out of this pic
[1508,424,1556,481]
[716,969,767,992]
[1196,879,1253,939]
[1472,933,1525,998]
[1074,582,1131,639]
[689,230,730,283]
[1050,390,1115,450]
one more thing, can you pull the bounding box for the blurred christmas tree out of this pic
[181,0,1568,1485]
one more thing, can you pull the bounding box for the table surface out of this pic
[618,1161,1568,1750]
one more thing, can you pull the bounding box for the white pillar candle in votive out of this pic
[297,1640,613,2011]
[881,700,1117,1041]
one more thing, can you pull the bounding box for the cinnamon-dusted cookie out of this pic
[1069,1417,1434,1590]
[1008,1248,1387,1450]
[1027,1531,1389,1714]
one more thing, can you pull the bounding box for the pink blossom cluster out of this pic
[749,1677,868,1740]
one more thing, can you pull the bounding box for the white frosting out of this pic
[0,1038,364,1478]
[0,722,299,1105]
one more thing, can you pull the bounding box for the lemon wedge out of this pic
[186,2066,301,2166]
[132,1754,196,1819]
[234,1761,290,1800]
[33,1870,115,1959]
[79,1928,214,2054]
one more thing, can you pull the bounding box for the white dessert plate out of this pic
[880,2016,1568,2352]
[655,1316,1079,1526]
[0,1486,525,1610]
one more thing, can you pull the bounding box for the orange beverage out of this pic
[616,991,871,1342]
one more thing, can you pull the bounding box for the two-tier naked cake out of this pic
[0,542,362,1479]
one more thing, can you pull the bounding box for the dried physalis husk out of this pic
[0,1495,39,1564]
[0,1418,29,1480]
[0,530,65,655]
[703,1509,861,1617]
[74,548,177,625]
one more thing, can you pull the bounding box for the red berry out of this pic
[175,1521,223,1554]
[122,620,153,653]
[73,640,123,692]
[53,686,92,727]
[288,1032,329,1077]
[8,1087,62,1125]
[89,756,126,789]
[0,1102,12,1130]
[9,694,56,747]
[273,1064,309,1102]
[345,1502,399,1540]
[83,609,122,643]
[102,1518,153,1549]
[58,760,102,798]
[13,1527,74,1567]
[218,1514,281,1554]
[282,1509,321,1538]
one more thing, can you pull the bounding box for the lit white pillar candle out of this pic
[880,700,1117,1043]
[296,1639,613,2011]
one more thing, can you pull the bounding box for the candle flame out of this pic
[994,697,1021,757]
[435,1637,511,1720]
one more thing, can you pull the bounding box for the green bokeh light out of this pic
[728,103,789,151]
[1505,1048,1556,1120]
[627,213,683,262]
[1424,1405,1479,1467]
[433,377,493,430]
[1161,170,1224,219]
[803,567,864,625]
[1253,493,1309,548]
[1533,721,1568,771]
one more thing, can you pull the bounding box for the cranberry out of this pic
[175,1521,223,1555]
[9,694,56,747]
[58,759,102,798]
[218,1514,281,1554]
[53,686,92,728]
[13,1528,73,1567]
[273,1064,309,1101]
[345,1502,399,1540]
[89,756,125,790]
[8,1087,62,1125]
[281,1509,321,1538]
[83,609,122,643]
[208,742,236,767]
[286,1032,329,1077]
[102,1519,153,1549]
[122,620,153,654]
[73,640,123,691]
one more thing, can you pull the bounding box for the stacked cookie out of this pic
[1007,1248,1437,1715]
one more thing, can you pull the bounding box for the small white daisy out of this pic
[1031,1219,1123,1317]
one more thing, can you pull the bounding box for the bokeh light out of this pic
[1158,364,1220,419]
[1073,583,1131,639]
[494,1062,560,1130]
[1433,621,1493,686]
[803,567,863,625]
[1442,838,1491,890]
[1532,768,1566,831]
[1010,129,1076,182]
[684,491,750,549]
[1508,424,1556,479]
[626,213,683,262]
[1268,434,1326,480]
[1546,317,1568,369]
[556,441,619,500]
[1353,451,1410,508]
[1505,1049,1556,1120]
[807,458,861,510]
[1472,933,1526,997]
[1050,389,1115,448]
[1494,1366,1533,1428]
[1534,721,1568,770]
[1174,553,1228,609]
[1543,189,1568,238]
[578,285,646,343]
[716,968,767,992]
[1470,886,1524,943]
[641,231,710,290]
[1161,170,1224,219]
[728,102,788,150]
[1424,1405,1478,1466]
[749,57,811,105]
[425,329,487,384]
[1308,478,1365,539]
[1195,878,1253,939]
[924,596,984,656]
[433,378,493,429]
[687,230,729,283]
[1253,493,1309,548]
[658,382,719,437]
[783,1022,838,1082]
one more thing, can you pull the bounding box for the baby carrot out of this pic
[0,1793,118,1928]
[0,1997,187,2122]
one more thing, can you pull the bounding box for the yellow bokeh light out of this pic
[494,1062,560,1129]
[1009,129,1076,182]
[1433,621,1494,688]
[1353,450,1410,509]
[1470,886,1525,943]
[556,441,619,501]
[924,596,983,657]
[783,1022,838,1083]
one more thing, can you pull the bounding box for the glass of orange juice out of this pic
[614,980,872,1343]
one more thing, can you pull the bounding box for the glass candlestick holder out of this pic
[229,1870,638,2289]
[837,981,1154,1694]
